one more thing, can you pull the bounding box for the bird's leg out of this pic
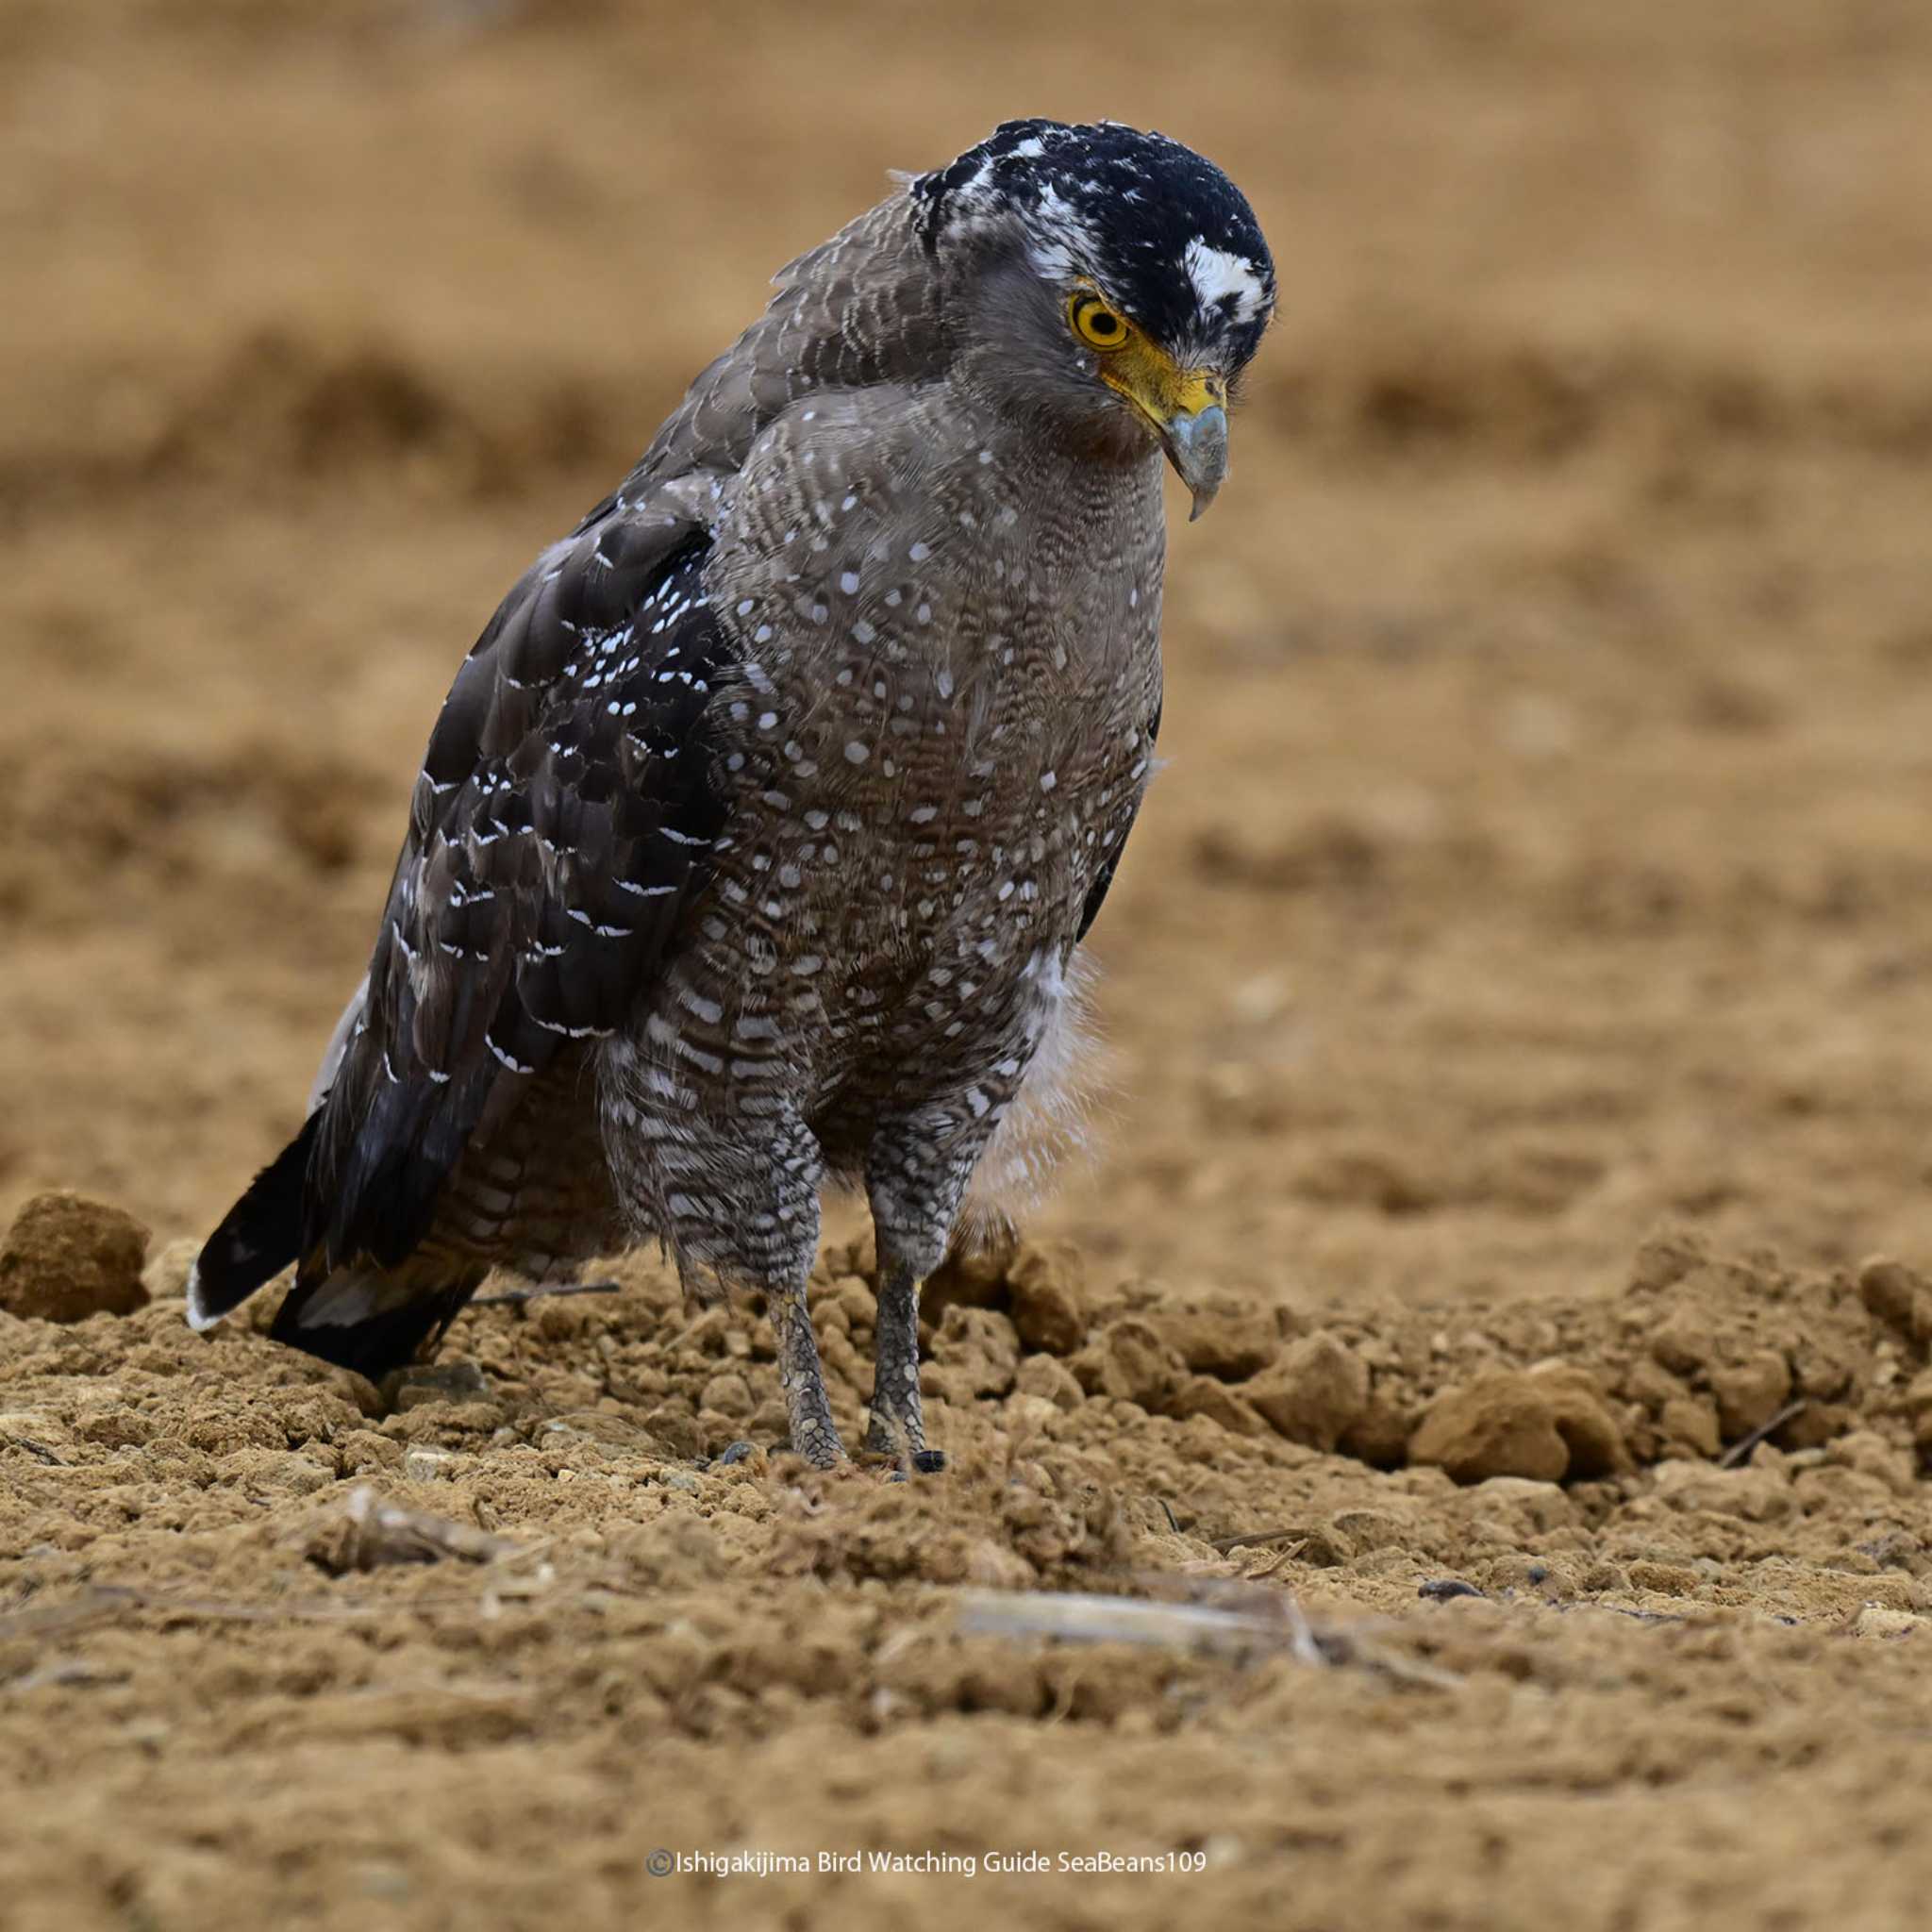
[865,1261,927,1457]
[770,1274,845,1468]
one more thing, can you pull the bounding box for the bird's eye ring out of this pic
[1070,294,1131,351]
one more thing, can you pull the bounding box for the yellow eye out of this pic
[1070,293,1132,351]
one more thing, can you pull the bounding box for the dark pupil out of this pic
[1088,308,1120,338]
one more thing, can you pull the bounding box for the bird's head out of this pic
[912,119,1274,518]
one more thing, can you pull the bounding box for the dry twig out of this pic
[1718,1398,1808,1469]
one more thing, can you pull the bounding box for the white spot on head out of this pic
[1181,238,1269,325]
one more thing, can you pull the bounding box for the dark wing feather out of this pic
[1075,693,1162,943]
[307,520,734,1274]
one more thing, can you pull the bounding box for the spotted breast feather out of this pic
[188,511,736,1368]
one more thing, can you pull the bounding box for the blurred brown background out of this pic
[6,0,1932,1303]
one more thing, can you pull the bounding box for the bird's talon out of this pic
[713,1440,758,1467]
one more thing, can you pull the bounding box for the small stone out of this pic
[222,1447,335,1495]
[1013,1353,1084,1411]
[1474,1474,1581,1530]
[699,1370,755,1421]
[1071,1318,1185,1409]
[831,1274,877,1333]
[1651,1458,1792,1523]
[1147,1298,1278,1381]
[1853,1605,1924,1641]
[1007,1244,1088,1355]
[1525,1361,1630,1476]
[1649,1307,1719,1379]
[1858,1257,1932,1347]
[1710,1349,1792,1441]
[922,1233,1018,1329]
[0,1191,150,1323]
[384,1360,491,1412]
[1003,1392,1063,1432]
[1244,1333,1369,1451]
[1657,1393,1722,1458]
[1338,1395,1411,1470]
[1779,1400,1851,1452]
[1627,1233,1704,1294]
[533,1297,590,1341]
[1408,1371,1569,1484]
[932,1305,1020,1398]
[1163,1374,1268,1437]
[403,1447,458,1482]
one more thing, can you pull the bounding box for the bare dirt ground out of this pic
[6,4,1932,1927]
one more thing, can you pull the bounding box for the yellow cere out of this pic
[1067,287,1225,427]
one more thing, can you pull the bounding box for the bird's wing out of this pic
[1075,692,1162,943]
[305,504,735,1275]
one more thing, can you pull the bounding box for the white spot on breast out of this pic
[908,541,931,563]
[839,571,860,594]
[844,741,870,765]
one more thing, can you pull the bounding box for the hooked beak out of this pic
[1097,344,1233,520]
[1160,403,1230,521]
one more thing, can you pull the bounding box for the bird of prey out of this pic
[188,118,1275,1469]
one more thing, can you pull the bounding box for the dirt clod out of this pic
[1005,1244,1089,1355]
[1071,1317,1187,1410]
[1407,1369,1571,1483]
[1244,1331,1371,1450]
[0,1191,150,1324]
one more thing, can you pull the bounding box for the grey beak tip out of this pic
[1163,403,1230,521]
